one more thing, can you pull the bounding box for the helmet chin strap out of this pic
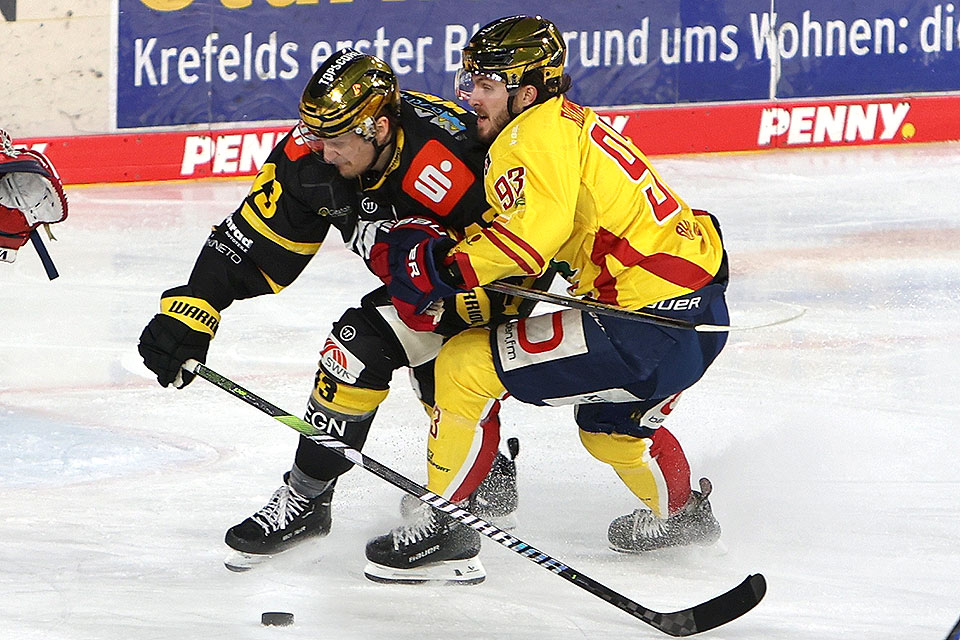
[371,133,391,162]
[505,85,539,122]
[505,89,523,121]
[361,127,396,178]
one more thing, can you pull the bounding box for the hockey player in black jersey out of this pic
[138,50,547,575]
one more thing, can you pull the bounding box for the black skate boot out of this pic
[223,473,334,571]
[400,437,520,529]
[607,477,721,553]
[364,501,485,585]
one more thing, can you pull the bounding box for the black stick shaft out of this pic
[29,229,59,280]
[484,281,701,330]
[484,282,809,333]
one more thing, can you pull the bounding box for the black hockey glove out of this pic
[138,287,220,388]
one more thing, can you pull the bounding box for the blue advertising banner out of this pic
[769,2,960,97]
[116,0,960,129]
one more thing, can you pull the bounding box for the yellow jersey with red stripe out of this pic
[449,96,724,310]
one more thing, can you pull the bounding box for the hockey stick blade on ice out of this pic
[485,281,805,332]
[945,613,960,640]
[184,359,766,636]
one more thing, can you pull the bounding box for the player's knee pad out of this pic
[434,328,505,408]
[295,395,377,480]
[313,300,415,417]
[319,303,407,391]
[311,367,388,417]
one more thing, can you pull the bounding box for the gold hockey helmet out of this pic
[456,15,566,98]
[299,49,401,140]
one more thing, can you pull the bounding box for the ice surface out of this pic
[2,143,959,639]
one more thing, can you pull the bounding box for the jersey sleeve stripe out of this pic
[451,252,480,289]
[481,228,538,275]
[237,205,323,256]
[491,221,547,272]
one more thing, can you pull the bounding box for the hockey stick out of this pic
[184,359,766,636]
[945,613,960,640]
[484,281,805,332]
[29,229,59,280]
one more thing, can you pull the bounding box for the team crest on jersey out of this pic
[405,94,467,136]
[401,140,474,217]
[675,219,702,240]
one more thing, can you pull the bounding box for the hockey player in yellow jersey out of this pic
[364,15,730,583]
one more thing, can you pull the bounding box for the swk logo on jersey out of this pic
[401,140,474,217]
[319,336,360,384]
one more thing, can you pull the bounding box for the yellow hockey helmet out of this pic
[299,49,401,140]
[457,15,566,97]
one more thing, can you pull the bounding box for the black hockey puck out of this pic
[261,611,295,626]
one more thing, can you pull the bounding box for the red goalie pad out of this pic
[0,129,68,261]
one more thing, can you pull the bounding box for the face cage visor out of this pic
[454,67,517,101]
[297,116,380,155]
[296,120,326,154]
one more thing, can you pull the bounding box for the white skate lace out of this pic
[251,486,312,534]
[392,507,438,550]
[629,509,668,540]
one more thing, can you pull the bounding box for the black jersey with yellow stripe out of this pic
[180,127,362,312]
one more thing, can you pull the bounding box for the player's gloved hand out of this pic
[138,287,220,388]
[370,218,461,331]
[0,130,68,261]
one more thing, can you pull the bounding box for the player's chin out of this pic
[334,164,361,179]
[476,119,497,142]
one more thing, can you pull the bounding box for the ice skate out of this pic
[400,437,520,529]
[364,501,485,585]
[223,478,333,572]
[607,477,722,553]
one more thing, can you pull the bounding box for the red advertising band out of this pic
[15,94,959,186]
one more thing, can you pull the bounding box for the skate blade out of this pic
[224,549,274,572]
[608,536,728,556]
[363,557,486,585]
